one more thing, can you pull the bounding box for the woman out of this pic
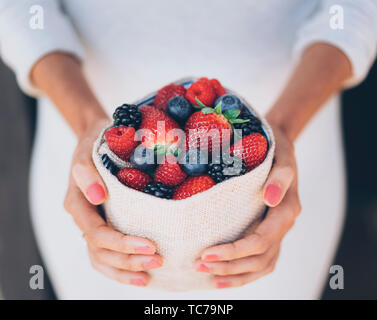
[0,0,376,299]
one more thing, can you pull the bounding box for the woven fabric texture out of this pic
[92,80,275,291]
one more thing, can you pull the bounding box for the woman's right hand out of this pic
[30,52,163,286]
[63,119,163,287]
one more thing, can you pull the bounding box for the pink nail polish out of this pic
[264,184,282,206]
[130,278,146,287]
[86,183,106,204]
[197,264,210,273]
[135,246,155,255]
[143,259,161,270]
[203,254,219,262]
[216,281,230,289]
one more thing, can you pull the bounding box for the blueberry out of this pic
[167,96,193,123]
[215,94,242,113]
[180,149,208,176]
[130,145,156,172]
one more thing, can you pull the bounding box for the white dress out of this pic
[1,0,376,299]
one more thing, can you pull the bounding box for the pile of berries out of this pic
[102,77,268,200]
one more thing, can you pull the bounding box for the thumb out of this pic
[72,159,107,205]
[262,136,296,207]
[263,165,294,207]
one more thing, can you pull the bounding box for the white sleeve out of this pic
[293,0,377,87]
[0,0,85,96]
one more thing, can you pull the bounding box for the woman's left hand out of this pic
[195,123,302,289]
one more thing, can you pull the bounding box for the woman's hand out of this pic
[195,123,301,289]
[194,43,353,289]
[64,119,163,287]
[31,53,163,287]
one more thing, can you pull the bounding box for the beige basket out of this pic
[92,78,275,291]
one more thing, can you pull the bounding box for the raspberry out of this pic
[105,126,139,161]
[210,79,227,97]
[117,168,152,191]
[154,84,186,112]
[185,79,216,107]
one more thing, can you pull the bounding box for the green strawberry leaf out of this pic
[224,109,241,120]
[214,101,222,114]
[229,118,250,124]
[173,148,181,157]
[195,97,208,109]
[201,107,215,114]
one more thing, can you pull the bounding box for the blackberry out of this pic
[208,154,246,183]
[143,182,174,199]
[215,94,242,113]
[233,111,264,137]
[113,104,142,128]
[101,154,120,175]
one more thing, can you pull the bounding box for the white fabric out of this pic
[0,0,376,299]
[293,0,377,87]
[0,0,85,96]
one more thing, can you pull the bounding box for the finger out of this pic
[90,246,163,271]
[64,182,157,254]
[212,249,280,289]
[201,186,300,261]
[196,243,280,276]
[71,142,107,205]
[263,131,296,207]
[89,251,150,287]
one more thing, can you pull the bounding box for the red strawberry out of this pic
[105,126,138,161]
[210,79,227,97]
[185,79,216,107]
[154,155,187,187]
[185,110,232,153]
[173,175,215,200]
[154,84,186,112]
[230,133,268,170]
[116,168,151,191]
[139,105,182,150]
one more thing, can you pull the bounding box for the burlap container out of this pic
[92,78,275,291]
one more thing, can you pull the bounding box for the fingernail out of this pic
[130,278,146,287]
[86,183,106,204]
[216,281,230,289]
[264,184,282,206]
[135,246,155,255]
[197,264,210,273]
[202,254,219,262]
[143,259,161,270]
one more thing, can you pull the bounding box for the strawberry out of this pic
[173,175,215,200]
[185,94,252,153]
[210,78,227,97]
[154,84,186,112]
[105,126,138,161]
[185,110,232,153]
[117,168,152,191]
[230,133,268,170]
[154,155,187,187]
[185,78,216,107]
[139,106,182,151]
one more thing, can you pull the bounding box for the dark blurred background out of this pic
[0,58,376,300]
